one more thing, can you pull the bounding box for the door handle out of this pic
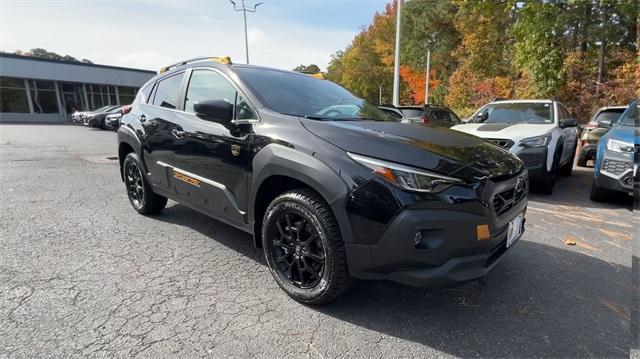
[171,129,185,138]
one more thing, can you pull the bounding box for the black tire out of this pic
[590,180,610,202]
[559,145,576,176]
[538,150,560,195]
[576,153,588,167]
[122,152,167,214]
[262,189,352,305]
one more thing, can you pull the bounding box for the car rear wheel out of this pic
[123,152,167,214]
[590,180,610,202]
[262,189,352,305]
[576,153,588,167]
[559,144,576,176]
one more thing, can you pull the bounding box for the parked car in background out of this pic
[72,110,89,123]
[577,106,627,167]
[377,105,405,121]
[82,105,119,126]
[104,113,122,130]
[104,105,131,131]
[88,106,123,129]
[590,100,637,201]
[395,104,461,128]
[452,99,579,194]
[118,56,527,304]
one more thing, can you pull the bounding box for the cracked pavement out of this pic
[0,124,637,358]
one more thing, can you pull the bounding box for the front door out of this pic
[171,68,255,226]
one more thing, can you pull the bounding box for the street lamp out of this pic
[392,0,402,107]
[229,0,263,65]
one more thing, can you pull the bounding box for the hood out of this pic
[451,122,555,141]
[301,119,523,181]
[609,125,638,144]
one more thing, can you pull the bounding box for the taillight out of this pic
[422,116,431,125]
[121,105,132,115]
[581,140,587,147]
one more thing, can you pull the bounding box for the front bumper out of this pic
[515,146,547,180]
[595,156,634,194]
[344,171,528,288]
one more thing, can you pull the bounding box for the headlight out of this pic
[606,139,633,153]
[520,134,551,148]
[347,153,464,193]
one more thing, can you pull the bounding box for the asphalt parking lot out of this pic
[0,124,636,358]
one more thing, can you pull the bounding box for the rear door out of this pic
[140,71,186,191]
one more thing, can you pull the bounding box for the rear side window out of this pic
[152,73,183,109]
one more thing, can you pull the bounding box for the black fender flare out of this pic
[117,126,146,181]
[249,144,354,245]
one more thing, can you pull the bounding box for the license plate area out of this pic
[506,212,524,248]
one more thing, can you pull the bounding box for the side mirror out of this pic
[597,118,612,129]
[560,118,578,128]
[193,100,233,123]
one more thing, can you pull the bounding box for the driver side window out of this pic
[185,70,255,121]
[185,70,236,114]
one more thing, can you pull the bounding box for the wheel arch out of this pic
[117,126,144,181]
[249,144,353,248]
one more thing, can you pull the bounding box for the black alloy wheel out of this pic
[125,160,145,210]
[269,211,326,289]
[122,152,167,214]
[262,189,352,305]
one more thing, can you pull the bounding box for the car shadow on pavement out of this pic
[154,202,266,265]
[152,203,631,358]
[314,240,632,358]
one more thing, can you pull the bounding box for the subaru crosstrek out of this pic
[591,100,638,201]
[118,56,528,304]
[452,100,579,194]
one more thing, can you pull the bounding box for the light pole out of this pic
[424,49,430,105]
[392,0,402,107]
[229,0,263,64]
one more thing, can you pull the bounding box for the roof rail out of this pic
[159,56,232,74]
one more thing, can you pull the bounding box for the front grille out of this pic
[487,138,514,150]
[493,181,528,216]
[603,159,631,176]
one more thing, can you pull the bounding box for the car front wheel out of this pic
[262,189,352,305]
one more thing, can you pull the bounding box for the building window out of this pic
[0,77,30,113]
[87,84,117,109]
[29,80,60,114]
[117,86,138,105]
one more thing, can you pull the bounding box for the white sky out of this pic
[0,0,387,71]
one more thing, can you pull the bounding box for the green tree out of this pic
[513,2,566,97]
[293,64,321,73]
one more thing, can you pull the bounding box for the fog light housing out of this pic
[476,224,490,241]
[414,229,445,249]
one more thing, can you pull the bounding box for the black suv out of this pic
[118,57,528,304]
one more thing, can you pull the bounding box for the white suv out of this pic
[452,100,579,194]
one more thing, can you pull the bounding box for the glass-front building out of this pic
[0,53,155,123]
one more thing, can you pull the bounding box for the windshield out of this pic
[594,109,625,123]
[471,102,553,124]
[235,67,391,121]
[399,108,424,118]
